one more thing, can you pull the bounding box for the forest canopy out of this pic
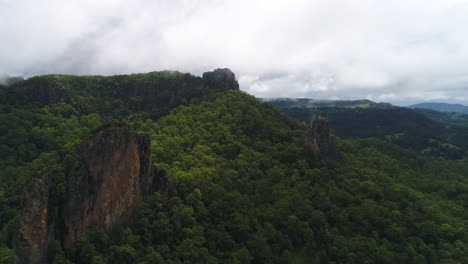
[0,73,467,263]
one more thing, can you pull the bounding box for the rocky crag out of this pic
[304,115,343,164]
[14,124,167,264]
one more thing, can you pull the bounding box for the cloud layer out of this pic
[1,0,468,105]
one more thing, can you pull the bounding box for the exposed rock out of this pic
[22,78,69,105]
[14,169,59,264]
[305,115,343,164]
[13,68,239,108]
[117,73,205,107]
[202,68,240,91]
[119,68,239,107]
[15,124,168,263]
[63,124,156,247]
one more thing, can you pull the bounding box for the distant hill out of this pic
[262,98,393,110]
[412,108,468,128]
[409,102,468,114]
[265,98,468,159]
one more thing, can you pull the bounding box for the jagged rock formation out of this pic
[14,124,167,263]
[305,115,343,164]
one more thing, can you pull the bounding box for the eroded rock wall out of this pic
[63,124,154,247]
[14,124,166,263]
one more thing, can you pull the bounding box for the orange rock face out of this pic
[14,170,57,264]
[63,124,154,247]
[15,124,165,263]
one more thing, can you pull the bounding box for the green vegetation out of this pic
[349,103,370,108]
[413,108,468,128]
[1,75,468,263]
[262,98,392,110]
[0,101,104,260]
[268,101,468,160]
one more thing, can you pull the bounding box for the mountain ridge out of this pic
[409,102,468,114]
[265,97,468,159]
[261,97,393,109]
[1,70,467,263]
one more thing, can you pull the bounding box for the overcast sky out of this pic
[1,0,468,105]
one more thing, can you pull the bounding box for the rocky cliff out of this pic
[305,115,343,164]
[14,170,58,264]
[13,68,239,107]
[18,78,69,105]
[14,124,167,263]
[202,68,240,91]
[63,124,157,247]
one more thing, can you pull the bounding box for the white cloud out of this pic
[1,0,468,104]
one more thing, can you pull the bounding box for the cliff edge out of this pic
[14,124,167,263]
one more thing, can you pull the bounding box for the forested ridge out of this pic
[0,72,467,263]
[267,99,468,160]
[409,102,468,114]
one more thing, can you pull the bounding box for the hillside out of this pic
[412,108,468,128]
[262,98,393,110]
[267,99,468,160]
[0,71,467,263]
[409,102,468,114]
[1,68,238,119]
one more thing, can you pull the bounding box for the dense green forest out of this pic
[412,108,468,128]
[266,99,468,160]
[1,73,467,263]
[261,98,392,110]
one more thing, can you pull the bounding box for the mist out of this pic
[1,0,468,104]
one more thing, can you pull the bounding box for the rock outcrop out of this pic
[63,124,157,247]
[305,115,343,164]
[14,170,58,264]
[22,78,69,105]
[120,68,239,108]
[14,124,167,263]
[202,68,240,91]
